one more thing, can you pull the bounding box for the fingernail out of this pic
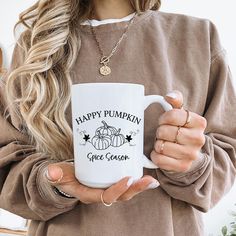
[45,168,52,181]
[45,166,63,184]
[166,92,177,99]
[147,180,160,189]
[127,177,134,187]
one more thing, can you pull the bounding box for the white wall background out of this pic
[0,1,236,236]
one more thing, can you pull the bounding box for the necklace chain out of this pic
[89,13,137,76]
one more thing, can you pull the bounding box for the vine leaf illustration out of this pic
[130,129,140,136]
[125,129,140,146]
[77,129,91,145]
[77,123,139,148]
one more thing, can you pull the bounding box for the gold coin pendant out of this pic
[100,65,111,76]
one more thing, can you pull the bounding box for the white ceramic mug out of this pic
[71,83,172,188]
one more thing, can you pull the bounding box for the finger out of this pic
[150,151,192,172]
[165,90,184,109]
[156,125,206,146]
[118,176,160,201]
[101,176,134,204]
[67,176,133,204]
[158,109,207,129]
[154,140,199,161]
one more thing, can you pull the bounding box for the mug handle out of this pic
[142,95,173,169]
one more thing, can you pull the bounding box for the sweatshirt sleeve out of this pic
[156,21,236,212]
[0,35,79,221]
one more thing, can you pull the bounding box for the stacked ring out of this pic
[160,140,165,154]
[101,191,113,207]
[183,109,191,126]
[174,126,181,144]
[174,109,191,144]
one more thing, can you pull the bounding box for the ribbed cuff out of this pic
[160,151,210,185]
[36,161,79,209]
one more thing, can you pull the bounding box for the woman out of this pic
[0,0,235,235]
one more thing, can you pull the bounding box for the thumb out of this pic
[165,90,184,109]
[45,162,74,185]
[46,164,63,184]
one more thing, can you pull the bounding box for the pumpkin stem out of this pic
[102,120,108,128]
[116,128,121,135]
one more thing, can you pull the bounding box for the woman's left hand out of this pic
[150,91,207,173]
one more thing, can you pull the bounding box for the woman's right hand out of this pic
[46,162,160,205]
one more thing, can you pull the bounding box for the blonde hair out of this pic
[5,0,161,161]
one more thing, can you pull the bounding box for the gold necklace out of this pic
[89,13,137,76]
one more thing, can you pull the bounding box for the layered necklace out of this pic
[88,13,137,76]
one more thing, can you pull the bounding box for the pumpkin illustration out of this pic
[91,131,111,150]
[111,129,126,147]
[95,120,117,136]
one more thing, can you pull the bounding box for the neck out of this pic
[91,0,135,20]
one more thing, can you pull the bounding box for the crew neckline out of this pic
[79,10,154,34]
[81,12,136,27]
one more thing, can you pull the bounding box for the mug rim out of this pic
[72,82,144,89]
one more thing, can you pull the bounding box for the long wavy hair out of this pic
[5,0,161,161]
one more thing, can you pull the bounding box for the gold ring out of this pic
[45,168,64,185]
[160,140,165,155]
[101,191,113,207]
[174,126,181,144]
[183,109,191,126]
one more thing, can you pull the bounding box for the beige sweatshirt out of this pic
[0,10,236,236]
